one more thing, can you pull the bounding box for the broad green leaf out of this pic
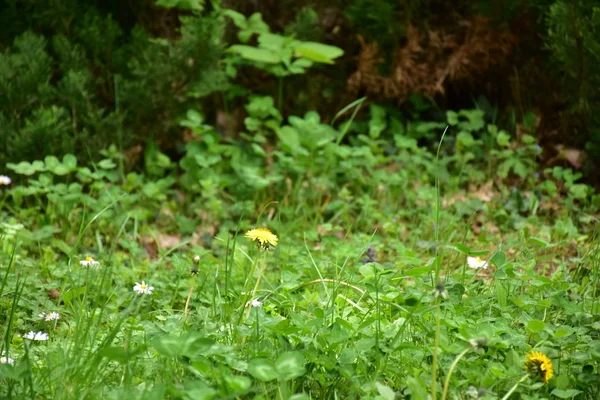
[223,9,247,28]
[496,131,511,147]
[551,389,582,399]
[415,121,446,133]
[229,45,280,64]
[527,320,546,333]
[288,58,312,73]
[44,156,60,170]
[7,160,46,175]
[554,375,570,390]
[375,382,396,400]
[276,126,302,153]
[368,104,387,139]
[394,134,417,149]
[51,239,72,255]
[224,375,251,394]
[182,380,216,400]
[451,243,471,254]
[152,332,203,358]
[569,184,588,199]
[276,351,306,381]
[356,338,376,351]
[258,33,289,52]
[155,0,204,10]
[513,160,528,177]
[50,164,70,175]
[490,251,506,268]
[246,13,270,36]
[528,236,553,248]
[359,264,376,279]
[98,159,116,169]
[458,109,485,131]
[0,360,29,380]
[446,110,459,125]
[62,154,77,169]
[554,328,572,338]
[294,42,343,64]
[248,359,278,382]
[456,131,475,147]
[537,299,552,307]
[406,377,428,400]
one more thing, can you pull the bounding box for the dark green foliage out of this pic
[1,0,600,177]
[119,14,228,141]
[544,1,600,149]
[0,0,226,167]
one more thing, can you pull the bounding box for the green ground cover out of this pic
[1,104,599,399]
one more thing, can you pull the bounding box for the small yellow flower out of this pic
[525,351,553,383]
[245,228,278,250]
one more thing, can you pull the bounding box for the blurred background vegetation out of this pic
[1,0,599,182]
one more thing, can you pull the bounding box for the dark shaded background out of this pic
[1,0,598,182]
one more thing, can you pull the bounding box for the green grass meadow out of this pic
[3,1,600,399]
[1,114,600,400]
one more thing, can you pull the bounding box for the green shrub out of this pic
[0,1,226,168]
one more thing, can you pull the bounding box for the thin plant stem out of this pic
[184,276,196,324]
[250,252,267,300]
[244,251,267,322]
[431,126,449,400]
[433,125,449,283]
[500,374,529,400]
[431,300,441,400]
[441,347,471,400]
[253,306,261,355]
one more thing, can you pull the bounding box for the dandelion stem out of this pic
[441,348,471,400]
[500,374,529,400]
[244,252,267,322]
[250,253,267,299]
[184,276,195,324]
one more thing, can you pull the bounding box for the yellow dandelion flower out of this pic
[525,351,553,383]
[245,228,278,250]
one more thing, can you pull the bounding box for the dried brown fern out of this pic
[348,16,516,103]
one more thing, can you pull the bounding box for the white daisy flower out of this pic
[0,352,15,364]
[246,298,262,308]
[467,256,488,269]
[23,331,49,341]
[133,281,154,295]
[0,175,11,185]
[79,256,100,268]
[40,312,60,321]
[45,312,61,321]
